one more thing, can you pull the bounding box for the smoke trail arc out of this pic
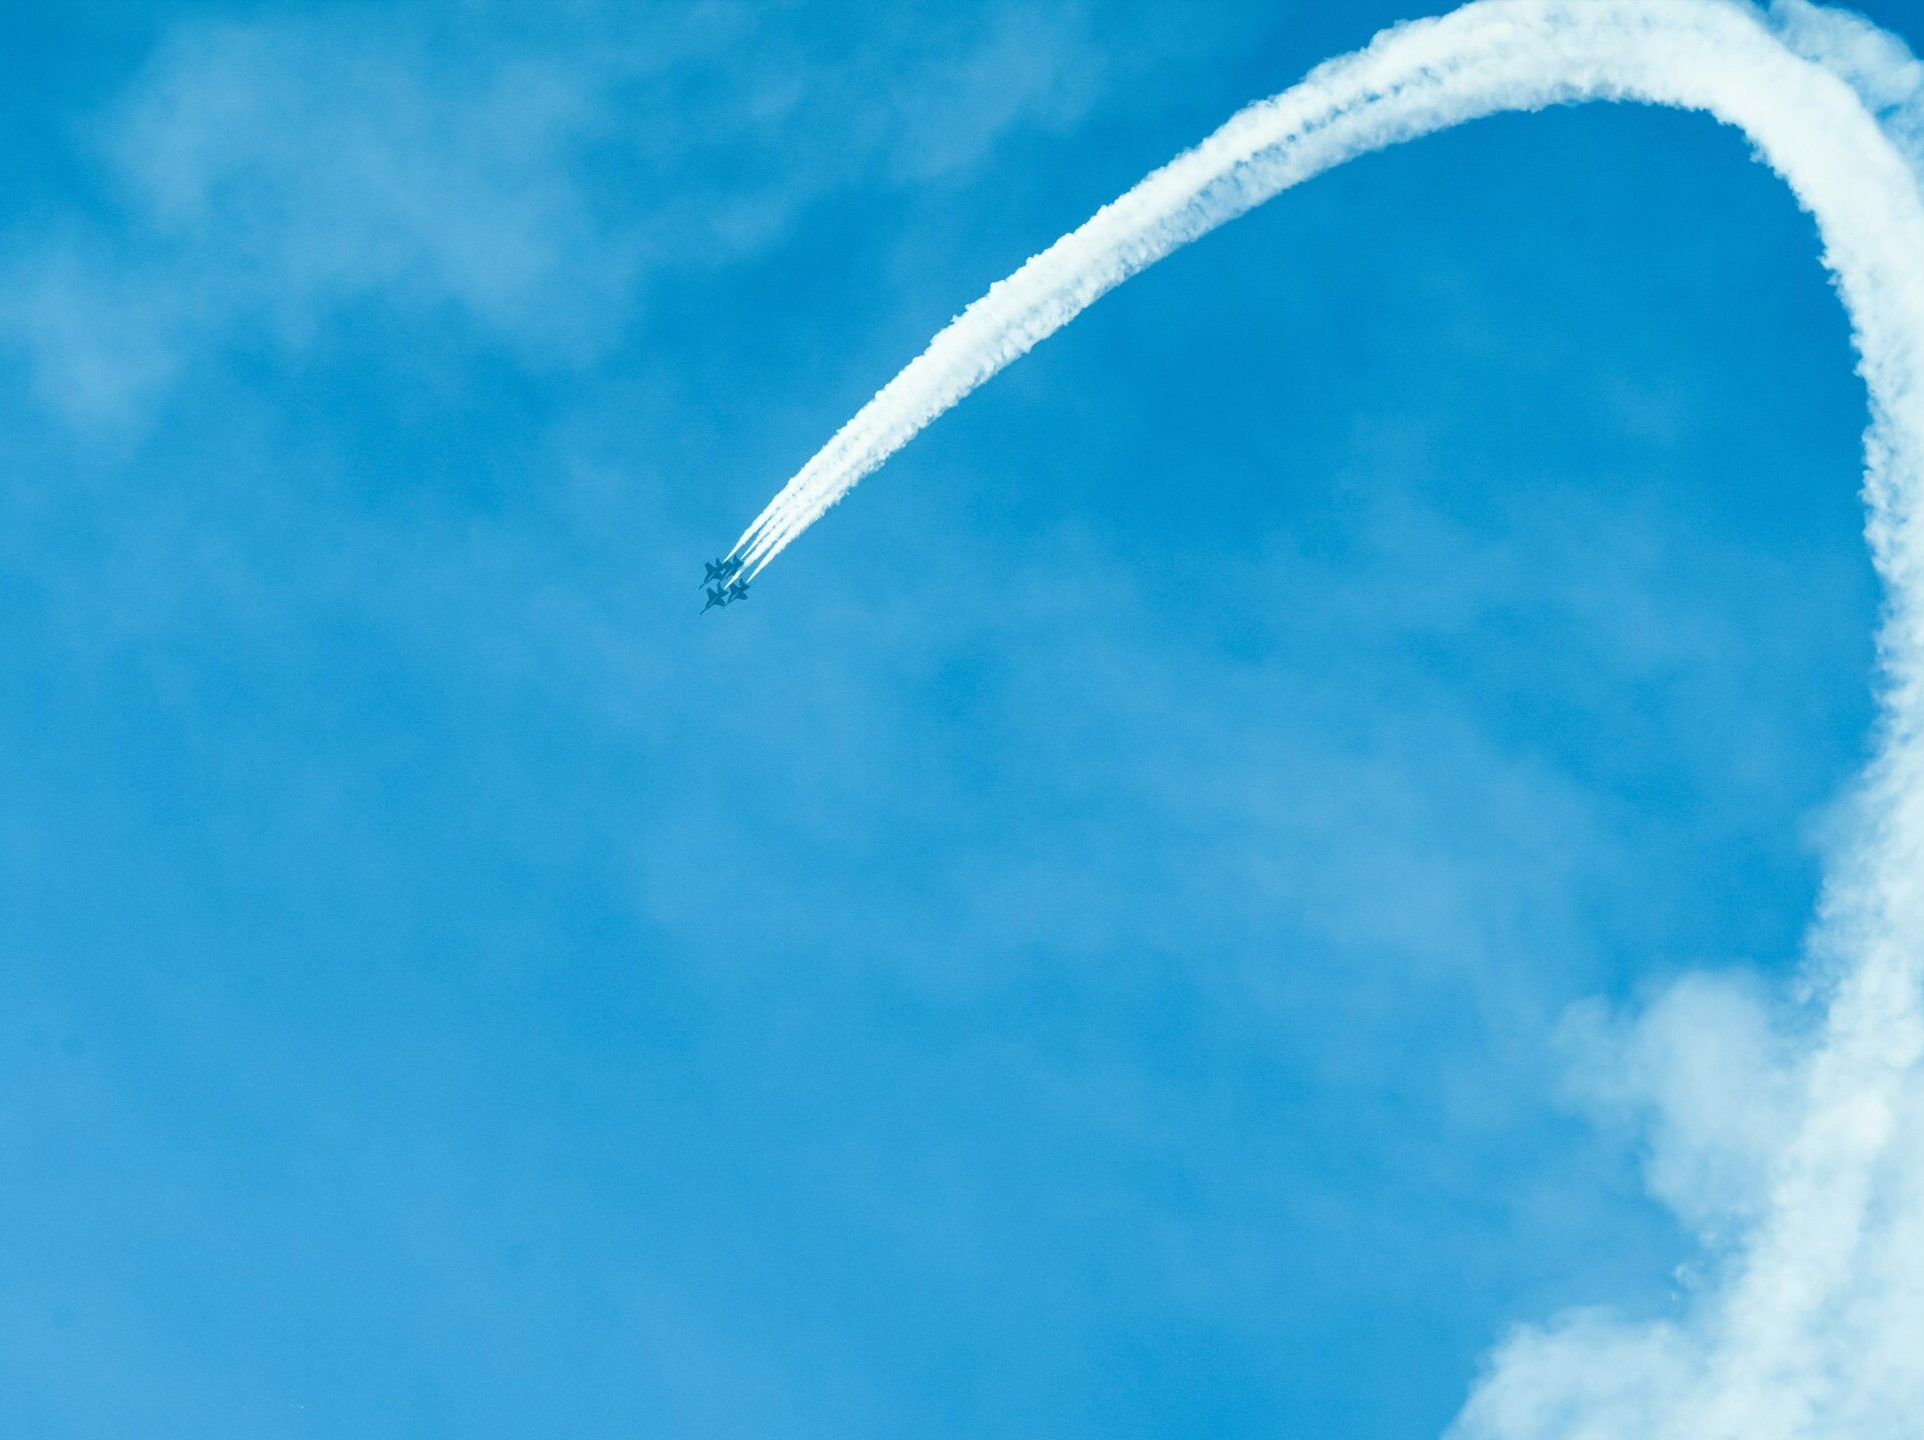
[727,0,1924,583]
[724,3,1924,1435]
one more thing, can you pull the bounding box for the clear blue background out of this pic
[0,1,1909,1434]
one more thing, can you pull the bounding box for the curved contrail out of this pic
[725,3,1924,1435]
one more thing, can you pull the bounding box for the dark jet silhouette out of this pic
[726,579,751,603]
[701,585,731,614]
[701,557,744,586]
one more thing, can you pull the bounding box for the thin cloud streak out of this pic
[728,2,1924,1434]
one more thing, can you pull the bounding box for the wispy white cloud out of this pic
[0,13,636,425]
[0,0,1186,430]
[1560,973,1802,1244]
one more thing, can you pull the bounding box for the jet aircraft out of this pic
[701,557,743,586]
[701,585,731,614]
[726,579,751,603]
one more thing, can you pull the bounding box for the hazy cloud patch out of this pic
[0,0,1196,430]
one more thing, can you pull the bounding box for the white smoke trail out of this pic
[729,2,1924,1435]
[730,0,1924,580]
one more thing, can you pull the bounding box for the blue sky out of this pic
[0,2,1915,1436]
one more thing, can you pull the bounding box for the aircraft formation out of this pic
[699,557,750,613]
